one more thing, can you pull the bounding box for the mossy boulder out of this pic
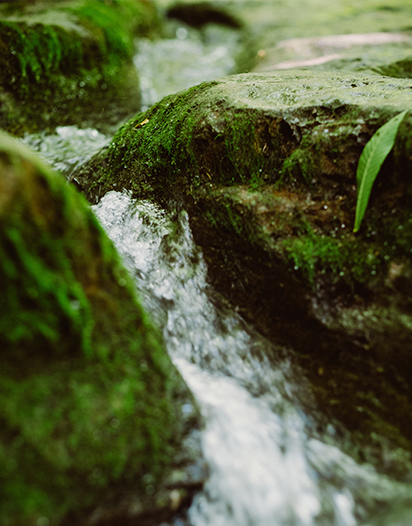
[74,69,412,471]
[0,0,159,135]
[0,130,200,526]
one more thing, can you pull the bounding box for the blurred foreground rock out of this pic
[0,131,202,526]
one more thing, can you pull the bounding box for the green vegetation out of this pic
[281,201,412,294]
[0,131,192,524]
[75,85,298,205]
[0,0,159,134]
[77,82,219,204]
[282,229,384,287]
[354,110,407,232]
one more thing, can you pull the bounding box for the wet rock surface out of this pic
[75,63,412,467]
[0,131,203,525]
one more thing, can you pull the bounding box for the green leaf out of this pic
[353,110,407,233]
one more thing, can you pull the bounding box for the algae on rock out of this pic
[0,130,197,525]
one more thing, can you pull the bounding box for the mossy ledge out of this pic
[74,70,412,472]
[0,130,201,526]
[0,0,159,135]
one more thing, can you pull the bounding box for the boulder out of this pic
[73,68,412,471]
[0,0,159,135]
[0,130,201,526]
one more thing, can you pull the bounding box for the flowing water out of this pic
[21,22,412,526]
[133,23,240,110]
[91,191,412,526]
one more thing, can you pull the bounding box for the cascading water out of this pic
[21,21,412,526]
[91,191,412,526]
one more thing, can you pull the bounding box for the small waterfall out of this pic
[92,191,412,526]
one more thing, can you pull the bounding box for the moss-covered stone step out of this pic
[0,130,201,526]
[0,0,159,135]
[74,69,412,471]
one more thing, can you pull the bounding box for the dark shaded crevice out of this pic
[167,2,242,29]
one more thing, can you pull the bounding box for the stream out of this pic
[21,21,412,526]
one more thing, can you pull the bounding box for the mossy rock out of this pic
[0,0,160,135]
[0,130,200,526]
[73,69,412,471]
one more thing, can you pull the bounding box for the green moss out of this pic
[0,0,159,134]
[79,83,216,203]
[280,190,412,294]
[0,132,192,524]
[76,85,299,205]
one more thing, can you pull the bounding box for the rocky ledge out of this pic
[74,66,412,472]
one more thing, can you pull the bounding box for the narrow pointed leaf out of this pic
[353,110,407,232]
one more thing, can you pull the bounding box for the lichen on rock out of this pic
[0,130,200,526]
